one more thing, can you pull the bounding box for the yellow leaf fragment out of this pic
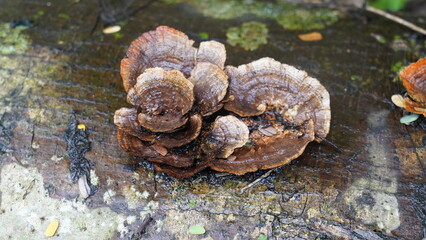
[102,25,121,34]
[45,221,59,237]
[298,32,323,41]
[77,124,86,131]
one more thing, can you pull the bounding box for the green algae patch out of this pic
[275,8,339,30]
[0,23,74,124]
[188,225,206,235]
[350,74,373,86]
[258,234,268,240]
[227,21,268,51]
[163,0,249,19]
[0,23,30,55]
[164,0,340,30]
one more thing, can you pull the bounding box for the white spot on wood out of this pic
[344,110,400,233]
[0,163,127,239]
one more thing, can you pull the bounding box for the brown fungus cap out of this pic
[121,26,197,92]
[190,62,229,116]
[114,107,155,142]
[400,57,426,115]
[114,108,142,134]
[150,118,315,176]
[210,120,315,175]
[153,160,212,179]
[127,68,194,132]
[115,26,332,178]
[401,57,426,103]
[155,114,202,148]
[224,57,330,140]
[116,129,196,168]
[114,108,202,148]
[201,115,249,158]
[197,41,226,69]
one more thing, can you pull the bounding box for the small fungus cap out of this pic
[121,26,197,92]
[210,119,315,175]
[196,41,227,69]
[201,115,249,158]
[116,128,196,168]
[114,108,202,148]
[399,57,426,116]
[400,57,426,103]
[127,68,194,132]
[190,62,229,116]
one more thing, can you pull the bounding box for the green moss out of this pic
[0,23,30,55]
[227,21,268,51]
[188,200,196,207]
[391,61,405,82]
[118,21,127,27]
[198,32,209,40]
[0,24,77,123]
[350,75,362,81]
[164,0,339,30]
[32,10,45,19]
[113,32,124,39]
[391,61,404,73]
[182,0,249,19]
[58,13,70,19]
[275,8,339,30]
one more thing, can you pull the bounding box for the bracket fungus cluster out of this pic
[114,26,331,178]
[391,57,426,118]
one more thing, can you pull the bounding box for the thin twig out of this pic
[315,135,344,153]
[240,169,275,194]
[300,192,309,217]
[365,6,426,35]
[90,13,100,35]
[22,179,36,200]
[131,214,153,240]
[30,125,35,149]
[153,168,158,193]
[347,150,361,162]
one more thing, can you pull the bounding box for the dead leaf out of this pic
[78,175,91,199]
[298,32,323,41]
[102,25,121,34]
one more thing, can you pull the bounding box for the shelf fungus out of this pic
[392,57,426,117]
[201,115,250,159]
[114,26,331,178]
[120,26,197,92]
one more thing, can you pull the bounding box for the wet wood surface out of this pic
[0,0,425,239]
